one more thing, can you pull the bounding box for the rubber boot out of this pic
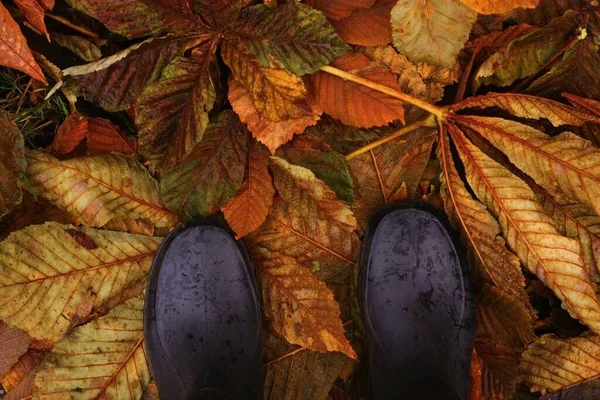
[359,201,475,400]
[144,220,262,400]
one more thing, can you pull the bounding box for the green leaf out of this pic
[136,44,219,171]
[65,35,208,112]
[233,2,349,76]
[276,133,354,204]
[161,111,248,218]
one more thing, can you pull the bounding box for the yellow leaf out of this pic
[25,150,178,228]
[390,0,477,67]
[33,294,150,399]
[270,157,357,228]
[252,247,357,359]
[439,132,533,317]
[0,222,161,341]
[222,139,275,238]
[448,125,600,334]
[454,116,600,217]
[520,333,600,394]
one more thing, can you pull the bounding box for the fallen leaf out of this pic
[0,111,26,218]
[520,333,600,394]
[161,110,248,218]
[0,350,46,399]
[0,222,161,341]
[251,247,357,359]
[459,0,539,14]
[136,46,218,170]
[50,32,103,61]
[222,139,275,238]
[263,329,351,399]
[390,0,477,67]
[308,52,405,127]
[449,125,600,334]
[247,200,360,282]
[305,0,376,20]
[0,2,47,83]
[330,0,395,46]
[51,113,88,156]
[85,117,138,156]
[270,157,357,228]
[26,150,177,228]
[33,293,150,399]
[14,0,54,39]
[229,78,321,154]
[0,322,31,378]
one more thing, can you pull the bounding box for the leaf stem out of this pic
[45,13,100,38]
[320,65,447,119]
[345,115,434,161]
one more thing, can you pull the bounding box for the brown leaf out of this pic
[222,139,275,238]
[103,218,155,236]
[308,52,405,127]
[14,0,55,39]
[349,128,435,224]
[0,350,46,399]
[247,200,360,282]
[50,32,103,62]
[0,322,31,378]
[465,24,538,63]
[263,329,351,399]
[459,0,539,14]
[0,2,47,83]
[305,0,376,20]
[449,124,600,334]
[85,117,138,155]
[509,0,589,26]
[229,78,320,154]
[329,0,395,46]
[251,247,357,359]
[270,157,357,228]
[0,111,26,219]
[475,336,522,400]
[66,228,98,249]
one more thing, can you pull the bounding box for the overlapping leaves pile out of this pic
[2,0,600,399]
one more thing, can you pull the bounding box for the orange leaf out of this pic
[0,350,46,397]
[329,0,395,46]
[0,2,46,84]
[252,247,357,359]
[14,0,55,39]
[459,0,539,14]
[229,78,320,154]
[308,52,405,127]
[86,117,138,155]
[222,140,275,238]
[52,114,88,156]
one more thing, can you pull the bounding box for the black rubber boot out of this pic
[359,201,475,400]
[144,220,262,400]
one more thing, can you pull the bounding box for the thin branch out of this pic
[45,13,100,38]
[320,65,447,119]
[345,115,435,161]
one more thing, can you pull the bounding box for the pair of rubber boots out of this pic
[144,201,475,399]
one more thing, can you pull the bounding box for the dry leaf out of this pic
[1,350,46,399]
[14,0,55,39]
[459,0,539,14]
[329,0,395,46]
[0,322,31,378]
[252,247,357,359]
[0,111,26,218]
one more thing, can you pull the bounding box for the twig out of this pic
[320,65,447,119]
[45,13,100,38]
[345,115,435,161]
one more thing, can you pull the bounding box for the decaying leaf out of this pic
[33,293,150,399]
[0,222,161,341]
[305,0,376,21]
[329,0,395,46]
[0,322,31,378]
[50,32,103,62]
[14,0,55,39]
[222,139,275,238]
[161,111,248,218]
[252,247,357,359]
[263,329,352,400]
[26,150,177,228]
[520,333,600,394]
[270,157,357,228]
[1,350,47,400]
[390,0,477,67]
[449,125,600,334]
[459,0,539,14]
[0,2,47,83]
[0,111,26,218]
[309,52,405,127]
